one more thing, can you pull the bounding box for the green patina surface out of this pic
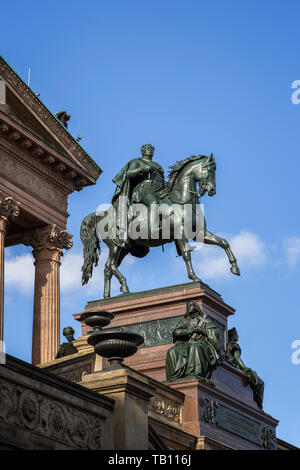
[165,302,221,383]
[226,327,264,409]
[104,314,225,349]
[80,150,241,299]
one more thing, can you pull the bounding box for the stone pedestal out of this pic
[167,375,277,450]
[39,349,197,450]
[74,281,279,450]
[80,366,155,450]
[74,281,234,381]
[24,224,72,364]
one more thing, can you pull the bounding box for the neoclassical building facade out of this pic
[0,55,101,364]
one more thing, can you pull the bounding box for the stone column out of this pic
[0,196,20,341]
[23,225,72,365]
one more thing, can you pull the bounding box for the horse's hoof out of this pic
[231,265,240,276]
[120,284,129,294]
[190,276,201,282]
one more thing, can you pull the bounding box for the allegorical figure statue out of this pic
[111,143,166,247]
[166,301,221,383]
[226,327,264,408]
[56,326,78,358]
[55,110,71,129]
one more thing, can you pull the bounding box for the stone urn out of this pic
[81,310,144,367]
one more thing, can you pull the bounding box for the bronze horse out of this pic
[80,154,240,298]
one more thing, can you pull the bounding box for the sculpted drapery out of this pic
[111,144,165,249]
[226,327,264,408]
[166,301,221,383]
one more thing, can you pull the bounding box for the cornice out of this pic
[0,110,93,185]
[0,134,74,194]
[0,137,71,220]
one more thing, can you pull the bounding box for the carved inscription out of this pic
[199,396,276,448]
[217,404,262,446]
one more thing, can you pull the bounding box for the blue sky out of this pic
[1,1,300,446]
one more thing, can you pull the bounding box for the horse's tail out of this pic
[80,212,101,285]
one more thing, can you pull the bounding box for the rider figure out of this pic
[112,144,166,247]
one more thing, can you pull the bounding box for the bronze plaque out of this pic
[217,404,261,446]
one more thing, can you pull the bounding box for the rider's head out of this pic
[141,144,155,159]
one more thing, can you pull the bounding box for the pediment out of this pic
[0,56,101,186]
[4,86,67,153]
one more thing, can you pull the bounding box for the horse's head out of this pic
[194,153,216,197]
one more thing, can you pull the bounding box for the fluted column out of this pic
[23,225,72,364]
[0,196,20,341]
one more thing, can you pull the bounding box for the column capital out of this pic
[0,194,20,232]
[23,224,73,261]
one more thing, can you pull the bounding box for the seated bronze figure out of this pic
[166,301,221,384]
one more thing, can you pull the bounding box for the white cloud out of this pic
[231,231,266,266]
[4,252,87,296]
[190,230,266,280]
[4,231,266,295]
[283,237,300,268]
[60,250,105,297]
[5,254,34,293]
[61,249,136,295]
[4,246,136,299]
[60,252,84,291]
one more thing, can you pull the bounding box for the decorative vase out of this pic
[81,309,144,366]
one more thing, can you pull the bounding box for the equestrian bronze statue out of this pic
[80,144,240,298]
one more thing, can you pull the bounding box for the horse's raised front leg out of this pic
[204,230,240,276]
[176,238,201,282]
